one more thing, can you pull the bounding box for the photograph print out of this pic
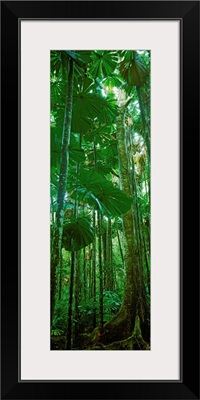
[50,50,150,350]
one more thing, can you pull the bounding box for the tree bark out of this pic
[74,251,81,344]
[98,97,137,343]
[51,58,74,323]
[136,86,150,165]
[106,218,114,290]
[98,211,104,331]
[92,210,97,328]
[66,250,75,349]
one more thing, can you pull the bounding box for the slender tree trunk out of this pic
[102,228,107,288]
[92,143,98,326]
[92,210,97,328]
[73,138,82,343]
[106,218,114,290]
[51,58,74,323]
[51,195,55,224]
[83,248,86,300]
[98,211,104,331]
[66,249,75,349]
[74,251,81,344]
[88,247,92,298]
[58,253,62,301]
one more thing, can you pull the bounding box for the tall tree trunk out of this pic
[106,218,114,290]
[51,58,74,323]
[66,249,75,349]
[102,96,137,343]
[67,181,79,350]
[116,224,124,268]
[98,211,104,331]
[51,195,55,224]
[88,247,92,298]
[92,210,97,328]
[83,247,86,300]
[128,123,149,340]
[73,139,81,343]
[92,143,98,327]
[74,251,81,345]
[58,253,62,301]
[136,86,150,165]
[102,227,107,288]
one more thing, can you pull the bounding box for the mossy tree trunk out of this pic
[98,96,137,343]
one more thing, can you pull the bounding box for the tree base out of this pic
[104,333,149,350]
[79,314,150,350]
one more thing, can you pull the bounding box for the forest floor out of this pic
[51,333,150,351]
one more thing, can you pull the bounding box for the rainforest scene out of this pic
[50,50,150,350]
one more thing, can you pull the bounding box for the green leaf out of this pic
[69,133,85,164]
[102,74,123,88]
[120,57,147,87]
[62,217,94,251]
[72,92,104,133]
[98,95,118,124]
[69,148,85,164]
[72,170,132,217]
[89,51,118,79]
[76,51,93,64]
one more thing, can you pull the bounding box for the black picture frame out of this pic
[1,1,199,399]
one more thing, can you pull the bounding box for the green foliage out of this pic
[51,49,151,345]
[77,290,122,330]
[98,95,118,124]
[51,328,64,336]
[62,216,94,251]
[89,51,119,78]
[69,133,85,164]
[52,291,69,331]
[102,291,122,318]
[65,50,85,68]
[102,73,123,88]
[119,51,148,87]
[51,50,85,78]
[72,91,105,133]
[50,73,65,105]
[71,169,132,217]
[52,290,122,334]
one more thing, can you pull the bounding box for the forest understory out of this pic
[50,50,150,351]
